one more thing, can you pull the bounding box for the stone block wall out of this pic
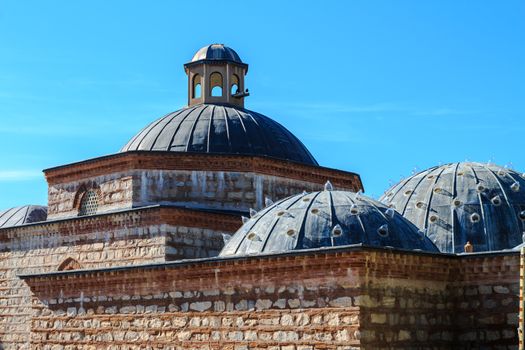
[47,173,133,219]
[45,152,363,219]
[0,207,239,349]
[451,253,520,348]
[23,248,521,349]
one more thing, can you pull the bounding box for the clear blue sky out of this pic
[0,1,524,209]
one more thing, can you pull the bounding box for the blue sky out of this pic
[0,1,524,209]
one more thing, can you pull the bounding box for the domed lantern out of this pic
[184,44,249,108]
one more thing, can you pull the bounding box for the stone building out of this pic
[0,44,523,349]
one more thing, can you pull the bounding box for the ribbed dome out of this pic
[380,162,525,253]
[191,44,243,64]
[121,104,318,165]
[0,205,47,228]
[219,189,438,257]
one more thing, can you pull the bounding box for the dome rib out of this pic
[469,165,490,249]
[296,191,323,250]
[121,104,318,166]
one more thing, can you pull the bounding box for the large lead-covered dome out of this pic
[121,104,318,165]
[220,189,438,257]
[380,162,525,253]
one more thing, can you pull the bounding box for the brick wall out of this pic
[22,248,521,349]
[0,206,239,349]
[45,152,363,219]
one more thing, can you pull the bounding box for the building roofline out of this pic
[42,151,364,192]
[19,243,518,281]
[0,204,241,233]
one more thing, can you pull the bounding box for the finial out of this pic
[249,208,257,217]
[264,196,274,207]
[324,180,333,191]
[242,216,250,224]
[511,182,520,192]
[385,208,395,219]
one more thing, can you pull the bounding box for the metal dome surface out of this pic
[121,104,318,166]
[191,44,243,64]
[219,189,438,257]
[380,162,525,253]
[0,205,47,228]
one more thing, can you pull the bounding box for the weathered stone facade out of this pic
[0,206,240,349]
[45,153,362,220]
[21,248,520,349]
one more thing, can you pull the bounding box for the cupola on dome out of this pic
[121,44,318,165]
[219,188,438,257]
[380,162,525,253]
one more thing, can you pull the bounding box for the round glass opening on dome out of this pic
[247,232,260,241]
[416,201,425,209]
[511,182,520,192]
[429,215,438,223]
[427,175,434,179]
[491,196,502,206]
[453,199,462,207]
[286,229,296,237]
[331,224,343,237]
[350,204,359,215]
[310,208,319,214]
[404,190,413,196]
[519,211,525,221]
[470,213,481,223]
[434,187,442,194]
[302,197,311,202]
[457,171,464,176]
[476,184,485,193]
[377,224,389,237]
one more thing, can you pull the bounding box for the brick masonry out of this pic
[21,248,521,349]
[0,206,240,349]
[45,152,363,219]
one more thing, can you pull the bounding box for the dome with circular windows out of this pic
[219,187,438,257]
[380,162,525,253]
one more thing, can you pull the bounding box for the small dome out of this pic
[191,44,243,64]
[0,205,47,228]
[219,190,438,257]
[380,162,525,253]
[121,104,318,166]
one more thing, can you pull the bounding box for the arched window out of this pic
[78,190,99,216]
[230,74,240,96]
[210,72,223,97]
[58,257,82,271]
[192,74,201,99]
